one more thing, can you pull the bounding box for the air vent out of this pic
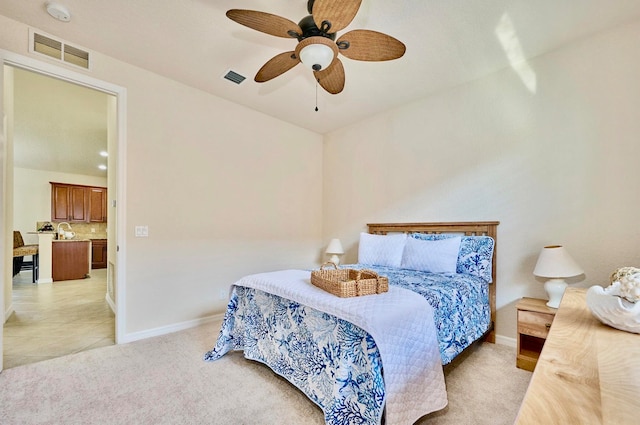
[223,70,246,85]
[33,32,62,60]
[63,44,89,68]
[29,29,91,70]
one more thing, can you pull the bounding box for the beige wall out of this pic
[0,15,324,336]
[13,168,107,244]
[323,20,640,341]
[4,12,640,344]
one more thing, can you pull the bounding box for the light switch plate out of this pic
[135,226,149,237]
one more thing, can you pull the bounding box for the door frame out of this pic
[0,48,128,371]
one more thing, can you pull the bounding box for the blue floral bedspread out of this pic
[347,265,491,364]
[204,267,489,425]
[206,286,386,424]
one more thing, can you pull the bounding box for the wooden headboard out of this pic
[367,221,499,343]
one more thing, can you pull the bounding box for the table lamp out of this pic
[326,239,344,266]
[533,245,584,308]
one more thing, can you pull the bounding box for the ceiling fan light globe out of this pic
[299,43,334,71]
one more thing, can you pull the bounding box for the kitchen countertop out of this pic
[52,239,91,242]
[28,232,107,241]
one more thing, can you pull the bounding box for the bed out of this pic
[205,221,499,425]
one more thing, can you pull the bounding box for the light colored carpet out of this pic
[0,321,531,424]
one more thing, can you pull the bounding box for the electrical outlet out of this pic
[91,228,96,233]
[135,226,149,237]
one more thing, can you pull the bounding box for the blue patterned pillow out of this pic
[410,233,495,283]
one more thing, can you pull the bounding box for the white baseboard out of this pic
[495,334,517,348]
[119,313,225,344]
[105,293,116,314]
[4,304,14,323]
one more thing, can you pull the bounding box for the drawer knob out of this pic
[545,323,552,330]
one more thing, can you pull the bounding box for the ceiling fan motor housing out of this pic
[296,15,336,41]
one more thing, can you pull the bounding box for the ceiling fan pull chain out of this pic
[315,79,319,111]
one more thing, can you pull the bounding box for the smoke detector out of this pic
[46,2,71,22]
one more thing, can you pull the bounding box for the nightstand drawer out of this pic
[518,310,554,339]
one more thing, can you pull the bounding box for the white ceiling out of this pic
[3,0,640,138]
[12,68,110,177]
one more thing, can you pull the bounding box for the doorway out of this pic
[6,67,113,368]
[1,49,127,372]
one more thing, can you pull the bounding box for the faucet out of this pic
[57,222,72,239]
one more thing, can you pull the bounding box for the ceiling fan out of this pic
[227,0,406,94]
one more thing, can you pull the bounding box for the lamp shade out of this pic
[533,245,583,278]
[325,239,344,255]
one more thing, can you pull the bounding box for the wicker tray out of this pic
[310,262,389,297]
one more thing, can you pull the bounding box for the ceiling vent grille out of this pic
[63,44,90,68]
[223,70,246,85]
[29,29,91,70]
[33,32,62,59]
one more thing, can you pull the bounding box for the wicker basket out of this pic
[310,262,389,297]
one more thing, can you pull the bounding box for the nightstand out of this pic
[516,297,556,371]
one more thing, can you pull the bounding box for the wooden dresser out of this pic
[515,287,640,424]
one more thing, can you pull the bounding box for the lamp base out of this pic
[328,254,341,266]
[544,278,568,308]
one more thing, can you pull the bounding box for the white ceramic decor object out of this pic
[586,284,640,334]
[616,271,640,303]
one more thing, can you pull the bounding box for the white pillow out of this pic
[401,236,462,273]
[358,233,407,267]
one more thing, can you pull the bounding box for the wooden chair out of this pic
[13,231,39,283]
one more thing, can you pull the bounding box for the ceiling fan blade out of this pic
[227,9,302,38]
[337,29,406,61]
[314,59,345,94]
[255,51,301,82]
[312,0,362,33]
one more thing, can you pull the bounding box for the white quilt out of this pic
[233,269,448,425]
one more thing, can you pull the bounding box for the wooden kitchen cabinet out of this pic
[89,187,107,222]
[52,183,89,222]
[91,239,108,269]
[52,240,90,281]
[69,185,90,221]
[51,182,107,223]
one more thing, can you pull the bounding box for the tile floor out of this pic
[3,268,115,369]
